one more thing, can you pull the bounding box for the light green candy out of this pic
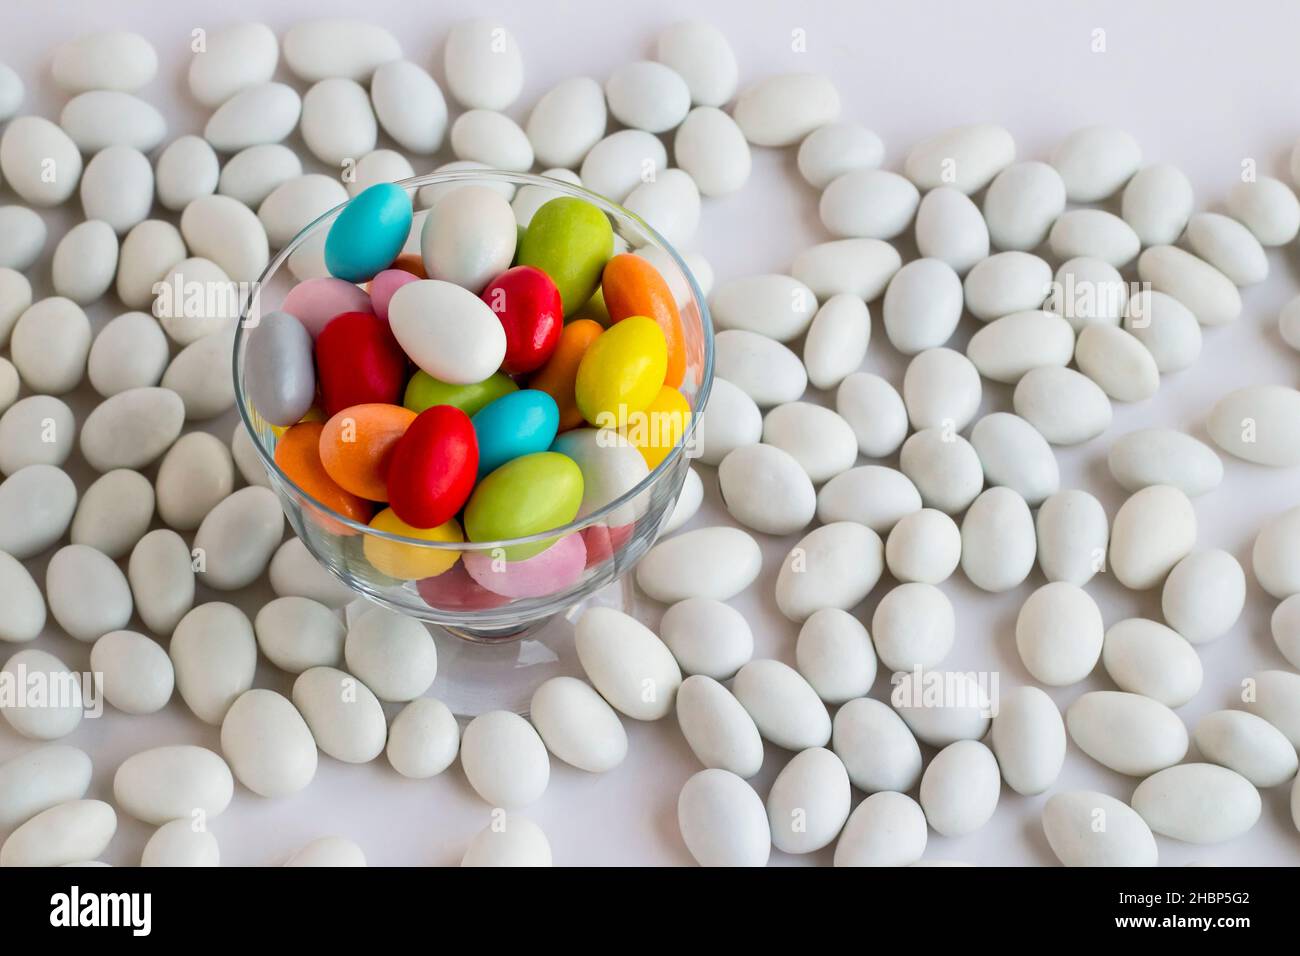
[464,452,584,560]
[517,197,614,317]
[403,371,517,416]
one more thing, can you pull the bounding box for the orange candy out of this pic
[528,318,602,431]
[388,252,427,279]
[274,422,373,523]
[318,403,417,501]
[601,254,686,388]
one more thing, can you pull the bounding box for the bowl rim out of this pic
[233,168,715,552]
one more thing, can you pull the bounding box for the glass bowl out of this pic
[234,169,713,714]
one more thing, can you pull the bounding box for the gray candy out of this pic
[245,311,315,426]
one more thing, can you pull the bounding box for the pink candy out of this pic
[463,533,587,598]
[368,268,421,321]
[281,276,374,338]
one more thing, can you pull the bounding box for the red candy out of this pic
[481,265,563,375]
[386,405,479,529]
[315,311,407,416]
[416,562,510,612]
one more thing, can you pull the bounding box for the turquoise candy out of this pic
[324,183,412,283]
[471,389,560,478]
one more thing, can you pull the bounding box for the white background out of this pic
[3,0,1300,866]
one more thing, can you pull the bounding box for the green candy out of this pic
[464,451,584,560]
[517,197,614,317]
[403,371,517,416]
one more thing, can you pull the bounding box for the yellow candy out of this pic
[363,508,463,580]
[623,386,690,469]
[270,405,325,437]
[574,315,667,429]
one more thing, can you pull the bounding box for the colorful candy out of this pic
[463,451,584,559]
[363,507,463,580]
[602,253,686,387]
[481,265,562,374]
[404,370,517,416]
[471,389,560,478]
[319,402,415,501]
[574,315,668,428]
[516,196,614,315]
[530,318,602,431]
[324,182,412,283]
[314,311,407,416]
[244,311,315,426]
[385,405,478,529]
[273,421,373,523]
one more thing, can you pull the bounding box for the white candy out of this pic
[1013,366,1112,445]
[636,526,761,603]
[605,61,689,133]
[45,544,132,642]
[1137,245,1241,326]
[80,146,152,234]
[963,251,1051,321]
[1036,489,1108,586]
[283,18,399,82]
[1042,791,1157,867]
[511,168,580,226]
[872,582,954,671]
[0,359,14,413]
[1274,595,1300,668]
[1132,764,1260,844]
[732,659,831,751]
[347,149,415,197]
[711,274,816,343]
[193,486,283,590]
[0,62,19,121]
[1161,549,1244,645]
[1253,505,1300,599]
[660,598,753,680]
[821,168,920,240]
[1,271,35,346]
[1049,209,1139,268]
[70,469,154,559]
[0,549,44,642]
[982,161,1066,251]
[775,522,884,622]
[292,666,387,764]
[898,429,983,514]
[1185,212,1268,286]
[1048,255,1129,329]
[162,330,237,421]
[390,279,507,384]
[655,21,738,107]
[462,817,552,868]
[623,168,701,247]
[795,608,876,705]
[903,347,981,433]
[386,697,460,779]
[674,675,763,777]
[791,238,900,301]
[802,294,870,390]
[0,117,83,206]
[231,421,270,488]
[1279,296,1300,352]
[1074,323,1159,403]
[834,791,927,867]
[221,688,318,798]
[422,185,517,292]
[60,91,165,152]
[1244,670,1300,747]
[0,395,73,474]
[530,677,627,773]
[797,121,884,189]
[0,205,46,271]
[370,60,447,154]
[1193,710,1298,788]
[761,402,857,484]
[767,747,851,853]
[1015,582,1102,686]
[817,466,921,534]
[0,745,91,830]
[52,221,118,304]
[920,740,1000,837]
[835,373,907,459]
[661,466,702,535]
[254,596,344,674]
[1052,125,1141,201]
[1109,485,1196,590]
[142,820,219,867]
[576,607,681,720]
[204,82,302,151]
[1208,385,1300,467]
[712,329,806,407]
[258,174,349,248]
[892,670,991,747]
[883,258,963,354]
[270,537,354,607]
[1108,427,1221,496]
[905,123,1015,194]
[1066,691,1188,776]
[112,745,232,825]
[915,186,989,274]
[0,649,82,740]
[90,630,173,715]
[970,412,1059,506]
[284,836,366,867]
[128,529,195,637]
[155,432,234,531]
[116,220,186,309]
[0,800,116,868]
[180,194,269,283]
[990,686,1065,796]
[443,19,523,110]
[11,297,91,394]
[1121,163,1194,246]
[579,130,667,203]
[960,487,1035,592]
[344,607,436,702]
[831,698,922,793]
[677,769,769,867]
[733,73,839,147]
[1225,175,1300,246]
[171,603,257,725]
[155,257,237,345]
[52,29,156,92]
[460,711,549,808]
[187,22,278,107]
[526,77,606,170]
[0,464,77,558]
[450,110,533,172]
[1101,618,1203,708]
[885,508,960,584]
[218,144,303,207]
[551,428,645,523]
[966,310,1074,383]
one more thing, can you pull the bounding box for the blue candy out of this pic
[472,389,560,478]
[323,183,412,283]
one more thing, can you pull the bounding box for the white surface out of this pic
[3,0,1300,866]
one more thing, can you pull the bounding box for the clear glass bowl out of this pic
[233,170,713,714]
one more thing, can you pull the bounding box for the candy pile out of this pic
[2,15,1300,869]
